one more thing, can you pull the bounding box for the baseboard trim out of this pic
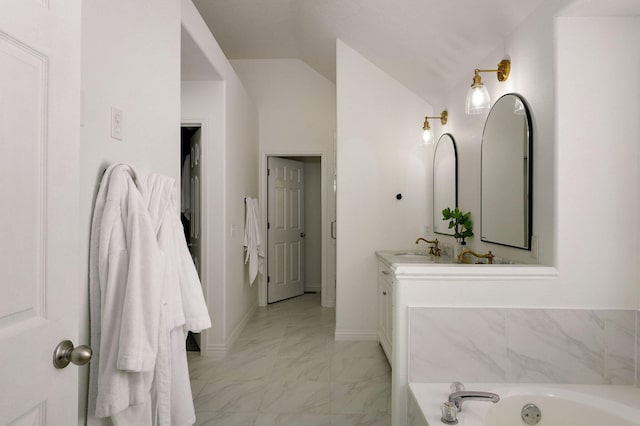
[305,284,321,293]
[334,329,378,341]
[203,303,257,358]
[225,303,257,349]
[204,343,227,360]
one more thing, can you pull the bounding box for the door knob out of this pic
[53,340,93,369]
[300,232,306,238]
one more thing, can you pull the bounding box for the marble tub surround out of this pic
[409,307,637,386]
[188,293,392,426]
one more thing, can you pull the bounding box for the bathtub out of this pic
[409,382,640,426]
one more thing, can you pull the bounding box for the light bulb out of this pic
[465,84,491,115]
[422,128,433,145]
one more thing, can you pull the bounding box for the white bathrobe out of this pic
[88,164,211,426]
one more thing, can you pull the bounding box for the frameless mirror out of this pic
[433,133,458,235]
[481,93,532,249]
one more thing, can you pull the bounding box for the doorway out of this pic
[266,155,322,304]
[181,124,202,350]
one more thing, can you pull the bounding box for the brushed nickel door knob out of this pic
[53,340,93,369]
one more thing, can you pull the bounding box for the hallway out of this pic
[188,293,391,425]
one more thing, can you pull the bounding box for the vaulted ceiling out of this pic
[192,0,551,104]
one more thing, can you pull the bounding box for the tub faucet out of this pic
[415,237,440,256]
[441,390,500,424]
[448,390,500,411]
[457,248,495,264]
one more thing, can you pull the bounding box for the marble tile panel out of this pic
[194,380,268,413]
[270,356,331,382]
[194,411,257,426]
[599,310,636,385]
[239,322,289,341]
[330,357,391,383]
[507,309,605,383]
[260,380,331,414]
[284,322,335,339]
[188,354,219,381]
[278,334,333,358]
[254,413,331,426]
[332,341,387,361]
[206,353,277,382]
[330,414,392,426]
[229,336,283,358]
[190,379,207,400]
[330,382,391,415]
[409,308,507,382]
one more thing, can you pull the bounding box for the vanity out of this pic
[375,250,451,364]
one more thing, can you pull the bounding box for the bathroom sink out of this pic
[393,251,429,257]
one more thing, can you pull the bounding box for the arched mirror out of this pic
[433,133,458,235]
[481,93,532,249]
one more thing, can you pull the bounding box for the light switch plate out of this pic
[111,107,123,140]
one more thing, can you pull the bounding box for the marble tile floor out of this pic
[188,293,391,426]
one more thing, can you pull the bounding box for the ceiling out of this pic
[192,0,550,104]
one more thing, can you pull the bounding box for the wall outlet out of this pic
[111,107,123,140]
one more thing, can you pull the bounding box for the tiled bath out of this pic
[409,307,638,386]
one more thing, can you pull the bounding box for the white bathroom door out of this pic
[267,157,305,303]
[0,1,82,424]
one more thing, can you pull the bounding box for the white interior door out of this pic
[0,1,81,424]
[267,157,305,303]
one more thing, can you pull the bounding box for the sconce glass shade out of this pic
[465,83,491,115]
[421,128,434,145]
[464,60,511,115]
[421,111,447,146]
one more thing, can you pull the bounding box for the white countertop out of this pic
[375,250,559,280]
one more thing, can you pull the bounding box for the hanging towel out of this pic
[243,197,264,285]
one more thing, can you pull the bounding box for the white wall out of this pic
[305,160,322,292]
[336,40,433,338]
[180,81,225,350]
[80,0,181,422]
[555,15,639,308]
[231,59,337,306]
[181,0,260,354]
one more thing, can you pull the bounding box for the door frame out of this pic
[181,118,208,355]
[260,150,331,307]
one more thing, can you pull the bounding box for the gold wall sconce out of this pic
[421,110,448,145]
[465,59,511,115]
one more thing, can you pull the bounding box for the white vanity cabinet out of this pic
[377,262,394,363]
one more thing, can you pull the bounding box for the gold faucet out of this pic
[415,237,440,257]
[457,248,495,264]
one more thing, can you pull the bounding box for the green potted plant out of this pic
[442,207,474,245]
